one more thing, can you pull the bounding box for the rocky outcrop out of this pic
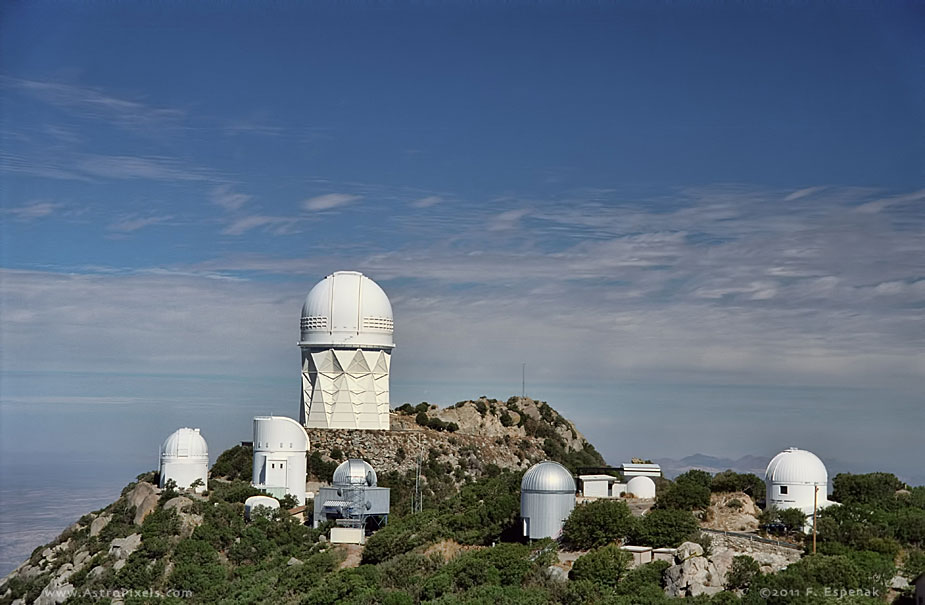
[89,514,111,537]
[664,542,725,597]
[664,534,803,597]
[306,396,600,483]
[707,533,802,573]
[702,492,760,532]
[109,533,142,560]
[127,482,159,525]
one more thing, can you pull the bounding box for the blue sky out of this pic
[1,0,924,507]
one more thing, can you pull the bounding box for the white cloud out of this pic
[221,215,299,236]
[2,202,63,220]
[210,185,252,211]
[74,154,219,182]
[410,195,442,208]
[301,193,361,211]
[108,215,173,233]
[487,208,530,231]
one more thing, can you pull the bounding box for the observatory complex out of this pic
[765,447,832,518]
[299,271,395,430]
[159,427,208,493]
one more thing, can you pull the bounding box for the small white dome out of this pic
[244,495,280,520]
[300,271,394,349]
[626,476,656,499]
[160,428,208,462]
[766,447,828,486]
[521,461,576,494]
[333,459,377,486]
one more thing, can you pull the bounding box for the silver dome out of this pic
[521,461,576,493]
[332,459,377,486]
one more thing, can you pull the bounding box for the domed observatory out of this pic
[765,447,831,517]
[251,416,310,505]
[626,476,657,499]
[159,428,208,493]
[521,461,576,540]
[299,271,395,430]
[314,459,390,543]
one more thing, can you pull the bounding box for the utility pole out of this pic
[812,486,818,554]
[522,363,526,399]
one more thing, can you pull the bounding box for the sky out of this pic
[1,2,924,562]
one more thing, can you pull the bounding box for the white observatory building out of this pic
[521,461,577,540]
[765,447,831,516]
[159,428,209,493]
[251,416,310,505]
[626,475,657,499]
[314,459,390,543]
[299,271,394,430]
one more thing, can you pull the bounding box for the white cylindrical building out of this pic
[159,428,208,493]
[299,271,395,430]
[252,416,310,505]
[765,447,830,516]
[626,476,656,499]
[521,461,576,540]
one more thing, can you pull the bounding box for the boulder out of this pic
[89,566,106,579]
[287,557,304,566]
[34,579,74,605]
[73,549,90,568]
[163,496,193,512]
[109,534,142,560]
[133,493,159,525]
[90,514,111,537]
[127,482,158,510]
[545,566,569,583]
[664,541,726,597]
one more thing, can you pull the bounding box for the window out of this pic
[779,485,788,495]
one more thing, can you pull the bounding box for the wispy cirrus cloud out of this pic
[107,214,174,233]
[301,193,361,211]
[410,195,442,208]
[221,215,300,236]
[1,202,64,220]
[73,154,220,182]
[210,185,252,211]
[0,76,186,133]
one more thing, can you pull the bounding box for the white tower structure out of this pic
[626,476,656,499]
[765,447,831,516]
[159,428,209,493]
[299,271,395,430]
[252,416,310,505]
[521,461,576,540]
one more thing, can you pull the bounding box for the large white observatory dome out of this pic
[333,459,378,487]
[765,447,831,517]
[765,447,828,486]
[159,427,209,492]
[300,271,394,349]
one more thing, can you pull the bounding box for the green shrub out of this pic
[725,555,761,589]
[633,508,700,548]
[210,444,253,481]
[569,544,632,587]
[562,500,637,550]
